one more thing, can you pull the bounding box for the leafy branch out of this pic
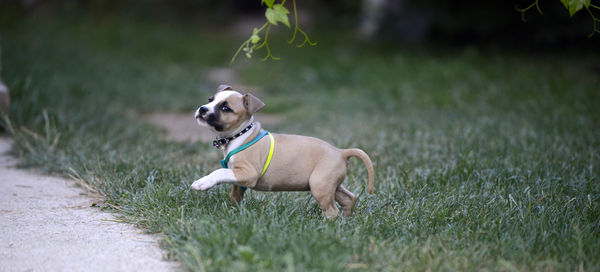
[516,0,600,36]
[230,0,317,65]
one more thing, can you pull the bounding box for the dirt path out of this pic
[0,137,177,271]
[145,112,282,143]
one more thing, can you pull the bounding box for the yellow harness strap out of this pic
[260,132,275,178]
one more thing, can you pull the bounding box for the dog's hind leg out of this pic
[335,185,358,217]
[309,165,346,218]
[310,183,339,218]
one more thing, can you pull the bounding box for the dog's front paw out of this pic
[191,178,215,191]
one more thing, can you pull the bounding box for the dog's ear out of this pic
[243,93,265,115]
[217,84,233,92]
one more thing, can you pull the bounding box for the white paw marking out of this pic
[190,169,238,191]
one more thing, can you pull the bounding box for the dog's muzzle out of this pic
[196,106,223,131]
[196,106,208,119]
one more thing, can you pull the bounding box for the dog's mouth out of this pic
[196,113,224,132]
[195,113,205,122]
[195,112,207,126]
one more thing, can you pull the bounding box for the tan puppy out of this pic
[191,85,374,217]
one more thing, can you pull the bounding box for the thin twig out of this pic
[515,0,542,22]
[287,0,300,44]
[586,6,600,37]
[259,24,280,61]
[287,0,317,47]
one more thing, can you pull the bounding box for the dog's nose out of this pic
[199,106,208,115]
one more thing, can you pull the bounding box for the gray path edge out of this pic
[0,136,178,272]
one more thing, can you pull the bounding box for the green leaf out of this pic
[251,27,261,44]
[560,0,589,16]
[250,33,260,44]
[261,0,275,8]
[265,4,290,28]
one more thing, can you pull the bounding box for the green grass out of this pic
[2,15,599,271]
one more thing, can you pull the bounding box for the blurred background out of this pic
[1,0,598,48]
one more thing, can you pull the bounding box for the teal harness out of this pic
[221,130,274,191]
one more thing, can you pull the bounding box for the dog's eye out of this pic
[208,96,214,102]
[220,105,233,112]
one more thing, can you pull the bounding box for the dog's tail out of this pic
[342,148,374,194]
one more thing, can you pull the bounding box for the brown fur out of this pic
[222,123,375,218]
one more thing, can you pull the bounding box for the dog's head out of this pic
[195,84,265,134]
